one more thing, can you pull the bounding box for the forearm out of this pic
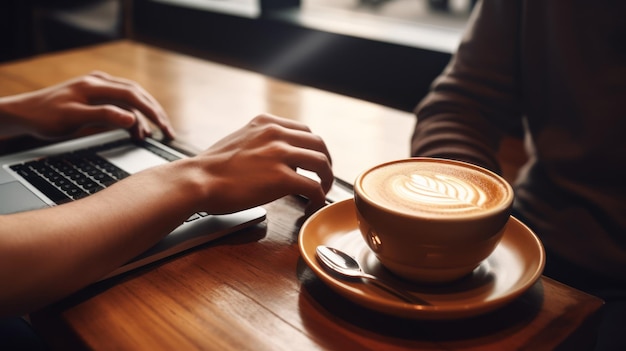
[411,109,504,173]
[0,114,334,316]
[0,159,202,316]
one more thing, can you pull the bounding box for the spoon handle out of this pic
[361,274,431,305]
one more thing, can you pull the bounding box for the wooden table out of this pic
[0,41,603,350]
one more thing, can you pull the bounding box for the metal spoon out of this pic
[315,245,430,305]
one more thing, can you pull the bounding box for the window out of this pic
[270,0,473,53]
[133,0,472,111]
[149,0,260,18]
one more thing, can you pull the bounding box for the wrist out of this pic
[0,95,30,138]
[156,157,215,214]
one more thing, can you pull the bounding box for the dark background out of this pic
[0,0,455,112]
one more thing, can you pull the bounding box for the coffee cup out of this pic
[353,157,514,283]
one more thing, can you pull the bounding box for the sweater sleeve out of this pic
[411,0,524,175]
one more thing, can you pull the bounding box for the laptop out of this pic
[0,129,267,280]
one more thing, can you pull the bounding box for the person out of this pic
[0,71,333,332]
[411,1,625,350]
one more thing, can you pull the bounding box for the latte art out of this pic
[360,160,510,217]
[393,173,488,213]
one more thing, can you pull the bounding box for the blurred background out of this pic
[0,0,474,112]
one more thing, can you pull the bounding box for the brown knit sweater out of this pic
[412,0,626,283]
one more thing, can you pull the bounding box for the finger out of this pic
[284,148,334,193]
[130,108,154,140]
[280,129,333,167]
[77,104,152,140]
[251,121,333,166]
[85,72,176,139]
[251,113,313,133]
[91,71,165,113]
[282,168,328,212]
[66,103,136,130]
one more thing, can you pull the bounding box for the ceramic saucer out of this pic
[298,199,545,320]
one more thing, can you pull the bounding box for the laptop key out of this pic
[10,164,72,204]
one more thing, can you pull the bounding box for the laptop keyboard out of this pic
[9,144,131,204]
[9,139,209,223]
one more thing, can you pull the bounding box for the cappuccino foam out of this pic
[359,160,510,218]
